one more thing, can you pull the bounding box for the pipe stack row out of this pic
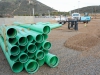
[0,22,59,74]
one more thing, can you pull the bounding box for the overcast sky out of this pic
[37,0,100,12]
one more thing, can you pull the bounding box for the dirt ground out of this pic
[0,19,100,75]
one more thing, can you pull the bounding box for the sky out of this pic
[37,0,100,12]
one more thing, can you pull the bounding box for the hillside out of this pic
[0,0,56,16]
[71,5,100,14]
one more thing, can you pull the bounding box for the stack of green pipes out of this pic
[0,22,59,74]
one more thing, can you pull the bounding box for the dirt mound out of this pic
[64,33,100,51]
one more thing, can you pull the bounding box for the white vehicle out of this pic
[55,15,68,25]
[72,13,80,20]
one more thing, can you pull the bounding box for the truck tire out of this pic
[68,22,70,29]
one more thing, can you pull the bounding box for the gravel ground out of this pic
[0,19,100,75]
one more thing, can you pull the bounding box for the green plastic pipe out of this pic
[43,34,48,40]
[27,35,34,43]
[36,58,45,66]
[24,59,39,74]
[14,26,44,43]
[27,43,37,53]
[36,23,62,30]
[45,53,59,68]
[0,36,23,73]
[7,41,20,56]
[19,52,29,63]
[47,23,62,29]
[6,27,17,38]
[10,55,19,62]
[8,37,18,45]
[35,50,45,60]
[42,41,51,50]
[27,52,34,58]
[14,22,51,34]
[19,45,27,52]
[17,33,28,46]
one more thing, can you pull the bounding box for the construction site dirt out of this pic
[0,19,100,75]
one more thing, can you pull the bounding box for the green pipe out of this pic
[27,52,34,58]
[14,22,51,34]
[48,24,62,29]
[27,43,37,53]
[43,34,48,40]
[19,45,27,52]
[36,58,45,66]
[17,33,28,46]
[42,41,51,50]
[0,36,23,73]
[45,53,59,68]
[19,52,29,63]
[8,37,18,45]
[7,41,20,56]
[35,50,45,60]
[24,59,39,74]
[6,27,17,38]
[27,35,34,43]
[35,43,42,49]
[10,55,19,62]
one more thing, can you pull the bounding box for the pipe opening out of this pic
[37,51,45,60]
[27,35,34,43]
[19,53,28,63]
[36,34,43,43]
[19,37,28,46]
[12,62,23,73]
[8,38,17,45]
[44,42,51,50]
[11,46,20,56]
[50,56,59,67]
[10,55,18,61]
[28,44,37,53]
[7,28,17,38]
[43,26,50,34]
[25,60,39,74]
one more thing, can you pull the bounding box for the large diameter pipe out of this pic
[10,55,19,62]
[45,53,59,68]
[27,43,37,53]
[42,41,51,50]
[8,37,18,45]
[19,52,29,63]
[7,41,20,56]
[16,33,28,46]
[14,22,51,34]
[24,59,39,74]
[0,36,23,73]
[35,50,45,60]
